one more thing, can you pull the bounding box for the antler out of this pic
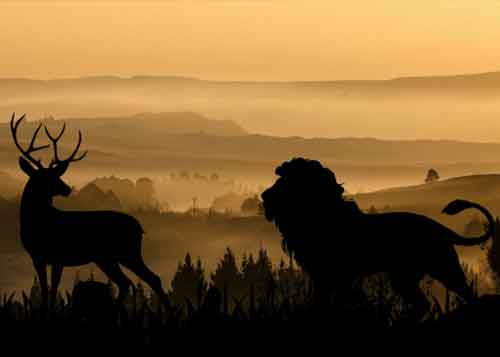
[10,113,50,169]
[44,122,87,168]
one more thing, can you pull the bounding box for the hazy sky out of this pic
[1,1,500,81]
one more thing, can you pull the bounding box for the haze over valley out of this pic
[3,72,500,141]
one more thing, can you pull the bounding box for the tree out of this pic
[425,168,440,183]
[136,177,159,210]
[276,257,306,302]
[210,248,242,309]
[240,194,262,216]
[210,173,219,181]
[241,253,258,303]
[240,249,276,308]
[180,170,190,180]
[170,253,207,307]
[368,205,378,214]
[254,248,275,299]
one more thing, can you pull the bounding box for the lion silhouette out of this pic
[261,158,495,318]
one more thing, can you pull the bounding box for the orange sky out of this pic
[1,1,500,81]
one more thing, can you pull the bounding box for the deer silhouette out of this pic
[10,113,170,309]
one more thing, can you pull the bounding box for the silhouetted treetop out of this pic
[425,168,440,183]
[241,195,262,216]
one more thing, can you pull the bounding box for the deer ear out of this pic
[52,162,69,177]
[19,157,36,177]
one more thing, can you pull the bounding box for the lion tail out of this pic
[442,199,496,246]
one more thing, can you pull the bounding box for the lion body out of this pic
[262,158,494,317]
[291,212,461,282]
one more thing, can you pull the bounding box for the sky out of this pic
[1,0,500,81]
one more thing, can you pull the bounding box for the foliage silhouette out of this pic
[0,246,494,345]
[170,253,207,308]
[487,218,500,289]
[72,280,115,324]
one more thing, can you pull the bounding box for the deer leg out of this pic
[121,257,170,309]
[33,260,48,310]
[50,264,63,309]
[96,262,133,306]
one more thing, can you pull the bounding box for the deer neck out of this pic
[20,181,57,227]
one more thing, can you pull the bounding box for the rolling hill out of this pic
[2,71,500,140]
[2,113,500,194]
[354,174,500,237]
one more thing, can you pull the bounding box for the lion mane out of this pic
[261,157,495,316]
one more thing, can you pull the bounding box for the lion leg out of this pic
[430,263,475,304]
[312,279,334,307]
[333,277,361,308]
[312,274,353,309]
[389,272,430,321]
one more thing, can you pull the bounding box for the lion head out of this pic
[261,158,345,255]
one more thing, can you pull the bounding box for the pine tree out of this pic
[210,248,242,309]
[241,253,258,305]
[194,258,207,307]
[240,248,276,305]
[170,253,207,307]
[276,256,308,303]
[241,253,257,283]
[256,248,276,304]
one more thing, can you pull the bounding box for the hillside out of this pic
[3,72,500,141]
[2,117,500,165]
[354,174,500,241]
[355,174,500,209]
[2,115,500,194]
[64,112,246,136]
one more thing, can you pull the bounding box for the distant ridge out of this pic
[2,70,500,84]
[2,70,500,141]
[49,111,247,137]
[2,119,500,165]
[2,70,500,104]
[390,71,500,82]
[0,75,200,83]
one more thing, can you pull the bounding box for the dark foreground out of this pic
[2,286,500,348]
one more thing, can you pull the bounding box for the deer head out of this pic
[10,113,87,200]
